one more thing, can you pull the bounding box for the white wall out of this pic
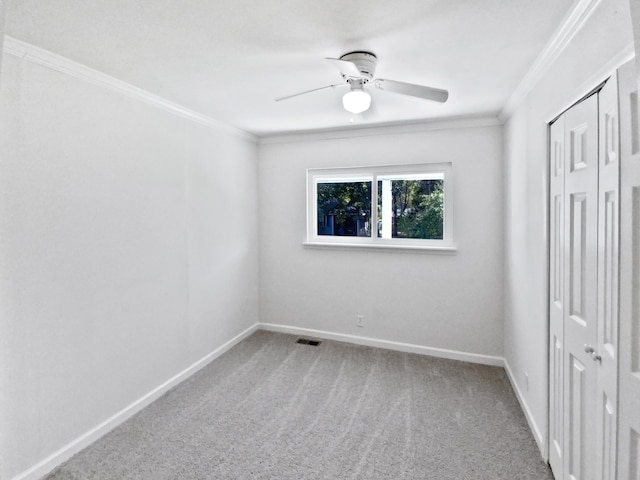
[632,0,640,73]
[259,122,504,358]
[0,51,259,479]
[503,0,633,456]
[0,4,5,75]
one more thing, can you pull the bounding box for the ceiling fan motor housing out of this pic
[339,51,377,81]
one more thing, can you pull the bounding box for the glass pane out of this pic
[317,181,372,237]
[377,178,444,239]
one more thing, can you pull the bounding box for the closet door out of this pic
[594,73,620,480]
[562,93,599,480]
[549,114,565,479]
[617,59,640,480]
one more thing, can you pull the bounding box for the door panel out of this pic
[549,115,565,478]
[595,73,620,480]
[599,393,616,480]
[562,93,599,480]
[570,125,589,171]
[630,429,640,479]
[553,194,564,305]
[602,190,617,350]
[568,355,587,480]
[551,335,564,461]
[617,59,640,480]
[569,193,588,322]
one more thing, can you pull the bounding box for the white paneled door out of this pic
[549,114,565,477]
[548,77,621,480]
[595,73,620,480]
[563,93,599,480]
[617,59,640,480]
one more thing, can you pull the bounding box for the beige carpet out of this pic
[45,330,553,479]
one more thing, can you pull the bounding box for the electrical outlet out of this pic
[524,372,529,392]
[356,314,364,327]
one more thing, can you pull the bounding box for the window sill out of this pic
[302,241,457,253]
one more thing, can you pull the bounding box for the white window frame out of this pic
[306,162,455,251]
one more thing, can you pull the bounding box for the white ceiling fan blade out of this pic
[325,58,362,78]
[373,79,449,103]
[275,84,347,102]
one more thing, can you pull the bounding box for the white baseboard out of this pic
[11,323,260,480]
[503,359,547,460]
[258,323,505,367]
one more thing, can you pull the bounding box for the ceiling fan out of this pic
[275,51,449,114]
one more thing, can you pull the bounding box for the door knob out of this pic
[584,344,602,362]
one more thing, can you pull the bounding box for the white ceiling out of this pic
[5,0,575,136]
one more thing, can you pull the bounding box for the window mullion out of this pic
[371,174,377,242]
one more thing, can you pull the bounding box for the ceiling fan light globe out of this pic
[342,90,371,114]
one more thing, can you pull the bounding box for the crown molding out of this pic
[258,114,502,145]
[2,35,256,142]
[499,0,604,121]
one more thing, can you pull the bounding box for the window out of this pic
[317,178,372,237]
[307,163,453,250]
